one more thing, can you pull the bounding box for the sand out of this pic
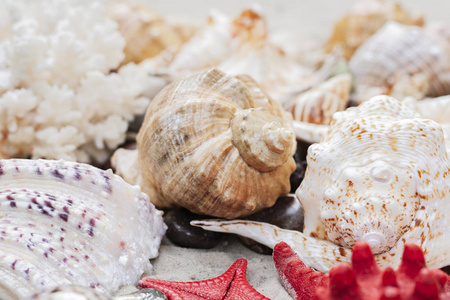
[149,236,291,299]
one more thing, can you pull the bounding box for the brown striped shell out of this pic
[135,69,296,219]
[284,73,351,125]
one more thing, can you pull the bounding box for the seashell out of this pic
[349,21,450,104]
[325,0,424,60]
[283,73,352,125]
[0,159,166,299]
[28,285,168,300]
[144,8,324,105]
[112,68,296,219]
[106,0,196,65]
[192,95,450,272]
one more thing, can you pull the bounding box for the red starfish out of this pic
[139,258,269,300]
[273,241,450,300]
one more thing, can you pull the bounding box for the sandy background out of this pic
[132,1,450,299]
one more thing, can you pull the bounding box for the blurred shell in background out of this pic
[107,0,196,66]
[113,69,296,219]
[349,21,450,104]
[325,0,424,60]
[284,73,352,125]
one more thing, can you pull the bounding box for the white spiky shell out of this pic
[113,68,296,219]
[0,159,166,299]
[192,95,450,272]
[349,22,450,104]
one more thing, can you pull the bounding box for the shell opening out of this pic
[231,108,294,172]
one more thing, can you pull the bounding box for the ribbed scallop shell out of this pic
[192,95,450,272]
[325,0,424,60]
[284,73,351,125]
[349,21,450,104]
[135,68,296,219]
[0,159,166,299]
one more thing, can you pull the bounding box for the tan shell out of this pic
[325,0,424,60]
[284,73,351,125]
[350,21,450,104]
[135,69,296,219]
[106,0,196,65]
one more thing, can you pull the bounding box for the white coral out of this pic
[0,0,155,163]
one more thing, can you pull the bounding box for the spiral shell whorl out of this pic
[231,108,294,172]
[137,69,295,218]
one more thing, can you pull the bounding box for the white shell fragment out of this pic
[193,95,450,272]
[0,159,167,299]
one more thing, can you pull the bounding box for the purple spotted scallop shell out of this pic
[0,159,166,299]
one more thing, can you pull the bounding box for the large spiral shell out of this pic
[136,69,296,219]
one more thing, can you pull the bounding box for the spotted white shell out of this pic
[193,95,450,272]
[0,159,166,299]
[350,21,450,104]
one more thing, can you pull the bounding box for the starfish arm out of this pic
[273,242,329,300]
[191,220,352,272]
[139,259,268,300]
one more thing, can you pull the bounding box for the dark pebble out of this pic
[239,194,304,254]
[163,207,224,249]
[289,140,310,193]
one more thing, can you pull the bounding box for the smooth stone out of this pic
[290,140,310,193]
[163,207,224,249]
[239,194,304,254]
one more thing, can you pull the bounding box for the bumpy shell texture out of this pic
[299,95,447,254]
[0,159,166,299]
[136,68,296,219]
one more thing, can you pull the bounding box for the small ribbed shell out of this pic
[106,0,196,65]
[0,159,166,299]
[325,0,424,60]
[137,69,296,219]
[350,21,450,104]
[284,73,351,125]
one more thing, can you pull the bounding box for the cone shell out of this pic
[284,73,351,125]
[107,0,196,65]
[136,68,296,219]
[350,21,450,104]
[0,159,166,299]
[325,0,424,60]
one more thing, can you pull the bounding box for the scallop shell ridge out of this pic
[0,159,166,299]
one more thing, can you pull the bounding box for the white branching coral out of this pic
[0,0,155,163]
